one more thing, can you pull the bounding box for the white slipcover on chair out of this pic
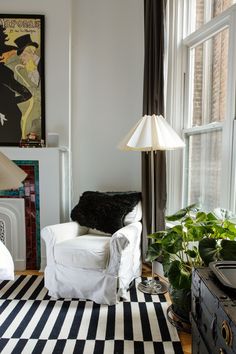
[41,200,142,305]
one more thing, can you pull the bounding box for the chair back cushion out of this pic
[70,191,142,234]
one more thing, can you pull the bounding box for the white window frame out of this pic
[166,1,236,213]
[165,0,187,214]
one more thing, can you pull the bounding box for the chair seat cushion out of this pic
[54,235,111,269]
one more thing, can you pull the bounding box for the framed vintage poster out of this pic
[0,14,45,146]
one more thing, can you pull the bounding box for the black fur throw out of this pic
[70,191,142,234]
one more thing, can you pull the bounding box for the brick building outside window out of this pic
[182,0,236,212]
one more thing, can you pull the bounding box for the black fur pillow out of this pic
[70,191,142,234]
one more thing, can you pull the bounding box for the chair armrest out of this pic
[106,222,142,276]
[41,221,88,264]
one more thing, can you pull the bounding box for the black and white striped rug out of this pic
[0,275,183,354]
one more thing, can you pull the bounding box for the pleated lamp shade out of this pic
[0,151,27,190]
[118,114,185,151]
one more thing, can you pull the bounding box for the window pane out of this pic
[187,130,222,210]
[195,0,205,30]
[213,0,235,16]
[192,44,203,126]
[192,28,229,126]
[194,0,235,31]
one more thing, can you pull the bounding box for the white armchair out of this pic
[41,192,142,305]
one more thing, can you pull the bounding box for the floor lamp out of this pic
[118,114,185,294]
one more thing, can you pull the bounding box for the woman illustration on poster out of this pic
[14,34,42,139]
[0,25,32,145]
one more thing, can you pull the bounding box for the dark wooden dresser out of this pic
[191,267,236,354]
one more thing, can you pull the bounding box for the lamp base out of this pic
[138,279,168,295]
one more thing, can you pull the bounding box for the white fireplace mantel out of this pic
[0,147,69,270]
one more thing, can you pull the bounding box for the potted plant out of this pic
[147,204,236,323]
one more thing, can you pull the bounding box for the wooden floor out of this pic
[16,268,192,354]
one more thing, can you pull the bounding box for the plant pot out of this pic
[169,286,191,323]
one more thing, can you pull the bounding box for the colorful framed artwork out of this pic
[0,14,45,146]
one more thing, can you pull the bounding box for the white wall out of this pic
[0,0,71,147]
[71,0,144,205]
[0,0,144,214]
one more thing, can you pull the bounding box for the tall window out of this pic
[182,2,236,211]
[193,0,236,31]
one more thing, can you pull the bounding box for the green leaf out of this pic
[226,221,236,235]
[167,260,192,290]
[146,243,162,262]
[196,212,208,222]
[185,203,200,212]
[148,231,166,240]
[165,204,200,222]
[171,225,184,235]
[185,249,197,258]
[161,232,183,254]
[165,208,188,221]
[220,240,236,260]
[161,253,172,277]
[198,238,218,265]
[199,223,216,236]
[206,212,218,221]
[186,225,205,241]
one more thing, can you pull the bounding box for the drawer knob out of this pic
[221,320,233,347]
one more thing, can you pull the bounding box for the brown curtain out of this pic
[141,0,167,260]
